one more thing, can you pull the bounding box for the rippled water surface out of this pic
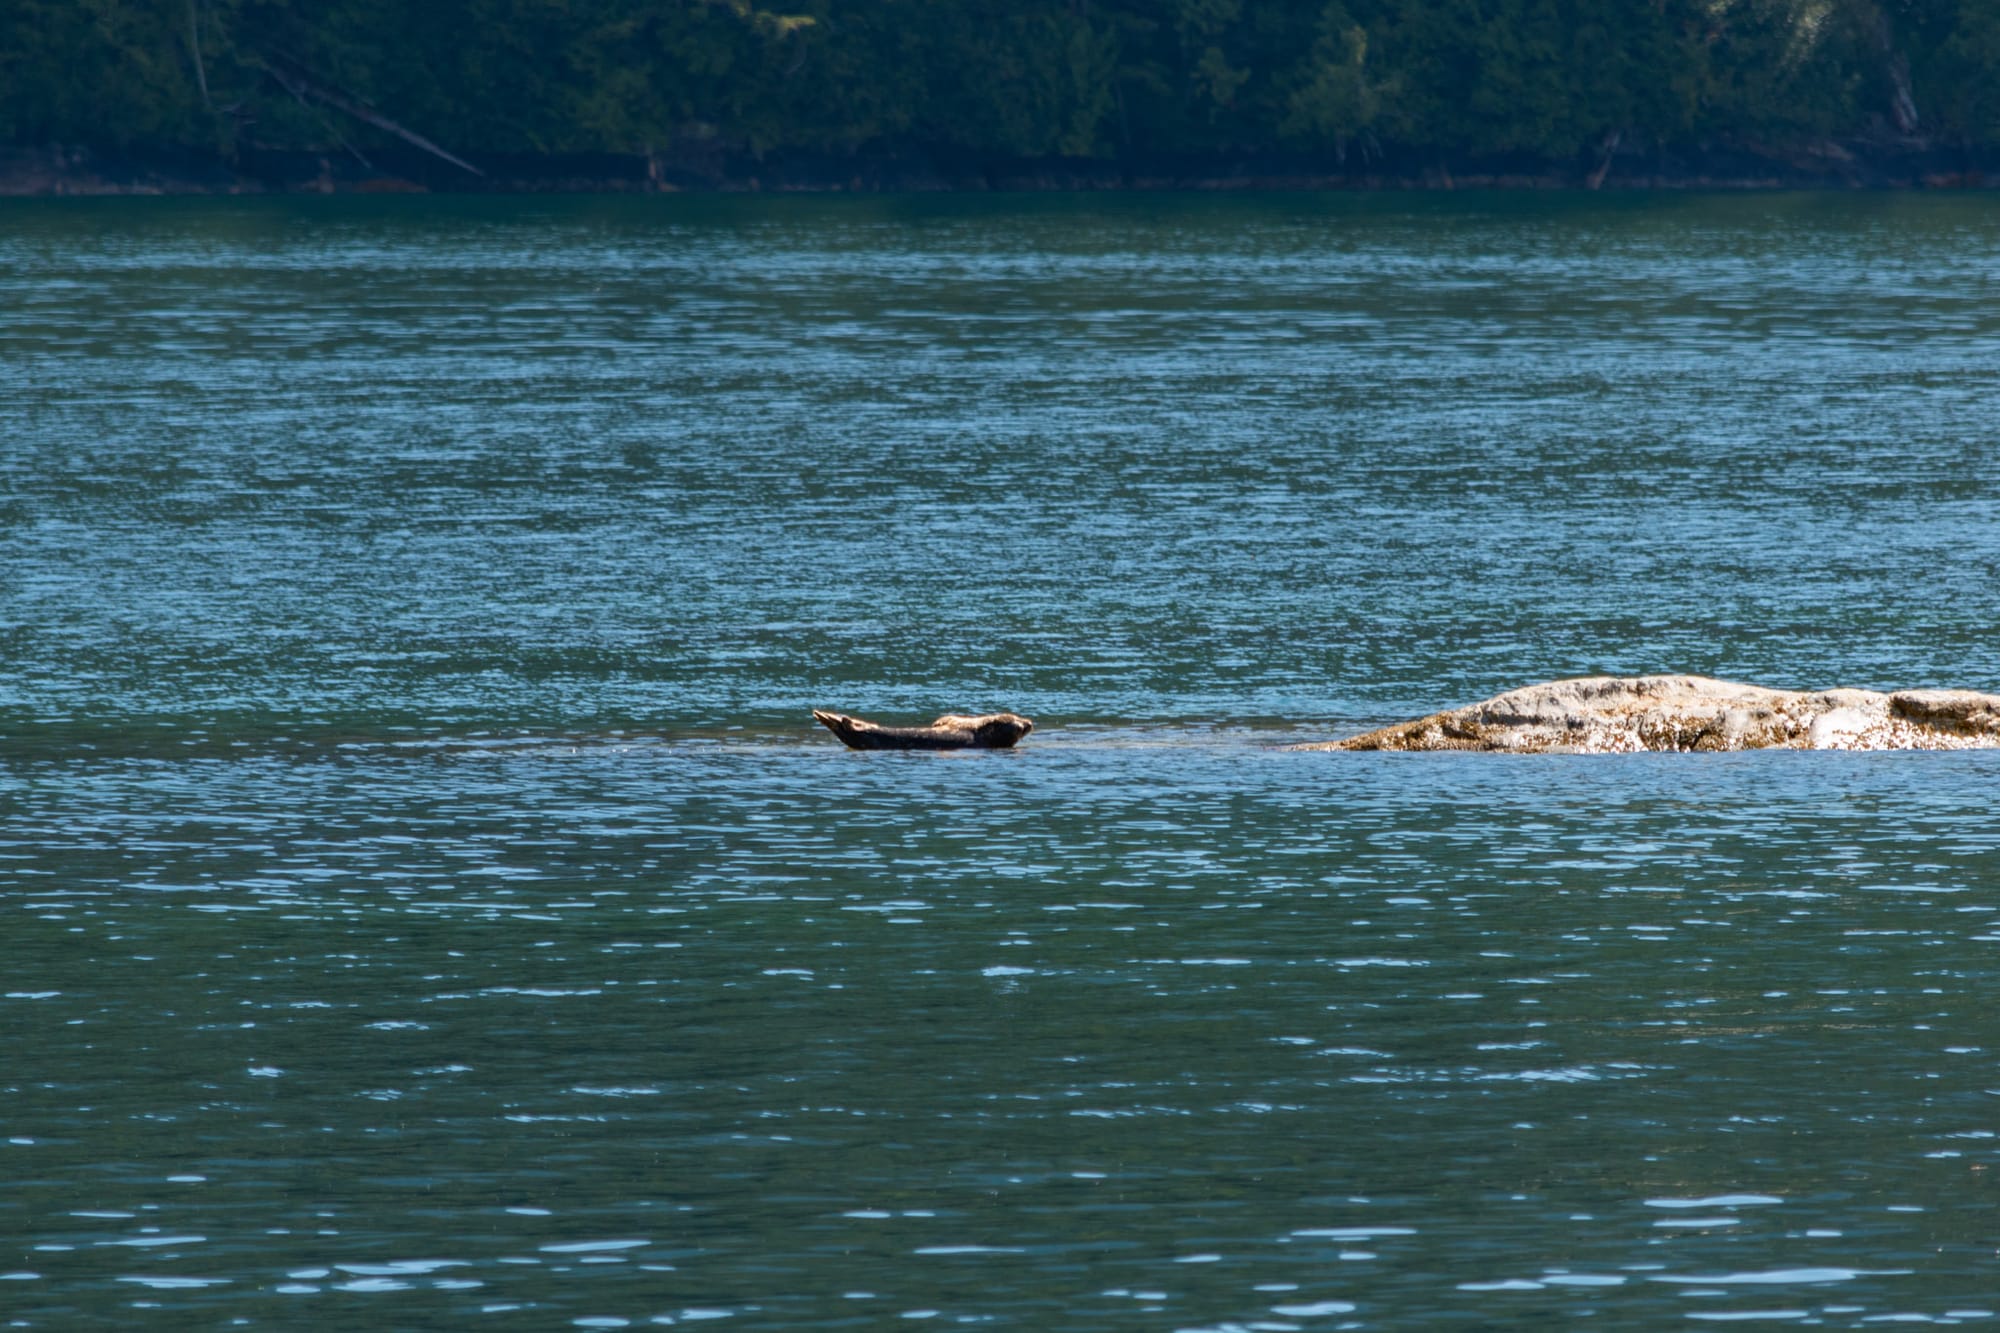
[5,193,2000,1328]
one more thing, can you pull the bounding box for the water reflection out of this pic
[6,194,2000,1324]
[5,732,2000,1322]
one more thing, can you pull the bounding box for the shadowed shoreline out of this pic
[5,138,1994,198]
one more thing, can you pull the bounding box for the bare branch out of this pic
[260,52,484,176]
[186,0,212,112]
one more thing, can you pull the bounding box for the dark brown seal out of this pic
[812,710,1034,751]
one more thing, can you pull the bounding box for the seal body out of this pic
[812,710,1033,751]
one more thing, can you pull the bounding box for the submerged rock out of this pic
[1294,676,2000,753]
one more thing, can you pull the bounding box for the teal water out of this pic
[4,194,2000,1328]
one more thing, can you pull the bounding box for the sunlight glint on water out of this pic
[4,193,2000,1327]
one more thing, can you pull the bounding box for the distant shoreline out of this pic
[4,138,1995,198]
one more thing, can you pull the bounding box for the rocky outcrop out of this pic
[812,710,1034,751]
[1294,676,2000,753]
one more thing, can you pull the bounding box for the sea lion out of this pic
[812,710,1034,751]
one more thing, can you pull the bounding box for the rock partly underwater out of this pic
[1294,675,2000,753]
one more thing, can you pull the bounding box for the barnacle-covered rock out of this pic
[1294,676,2000,753]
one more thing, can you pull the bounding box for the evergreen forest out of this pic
[5,0,1998,176]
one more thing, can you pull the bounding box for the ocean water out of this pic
[4,192,2000,1328]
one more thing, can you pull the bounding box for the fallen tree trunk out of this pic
[1866,4,1921,135]
[261,53,483,176]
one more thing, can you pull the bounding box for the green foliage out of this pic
[913,5,1121,156]
[1693,0,1867,138]
[1905,0,2000,142]
[1282,2,1391,149]
[0,0,202,145]
[5,0,2000,165]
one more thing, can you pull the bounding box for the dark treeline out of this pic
[4,0,1998,176]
